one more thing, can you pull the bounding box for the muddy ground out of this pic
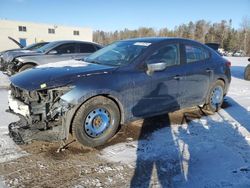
[0,107,199,188]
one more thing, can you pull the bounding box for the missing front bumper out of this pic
[8,118,64,145]
[8,110,64,145]
[7,89,75,145]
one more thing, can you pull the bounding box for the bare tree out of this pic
[93,19,250,55]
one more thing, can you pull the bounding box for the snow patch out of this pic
[0,90,28,163]
[37,59,90,68]
[0,72,10,89]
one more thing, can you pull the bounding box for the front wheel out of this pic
[203,80,225,113]
[72,96,120,147]
[18,64,35,72]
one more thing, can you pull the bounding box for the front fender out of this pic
[60,88,127,140]
[61,87,123,106]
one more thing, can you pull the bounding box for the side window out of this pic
[146,44,180,67]
[185,45,210,63]
[54,43,76,54]
[79,43,96,53]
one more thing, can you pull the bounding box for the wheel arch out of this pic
[18,62,37,69]
[205,78,225,106]
[217,77,227,95]
[217,77,225,84]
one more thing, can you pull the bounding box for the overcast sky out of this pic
[0,0,249,31]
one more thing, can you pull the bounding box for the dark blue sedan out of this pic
[8,37,231,147]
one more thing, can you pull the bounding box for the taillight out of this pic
[226,61,231,67]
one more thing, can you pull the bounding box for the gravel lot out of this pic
[0,57,249,188]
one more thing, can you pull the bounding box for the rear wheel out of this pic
[72,96,120,147]
[244,64,250,80]
[203,80,225,113]
[18,64,35,72]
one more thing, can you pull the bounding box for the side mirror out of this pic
[146,61,167,75]
[48,50,58,55]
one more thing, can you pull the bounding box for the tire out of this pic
[72,96,120,147]
[203,80,225,113]
[244,64,250,81]
[18,64,35,72]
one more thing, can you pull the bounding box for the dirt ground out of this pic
[0,107,199,188]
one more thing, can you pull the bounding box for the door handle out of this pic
[174,75,183,80]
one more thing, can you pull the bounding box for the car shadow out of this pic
[130,83,181,187]
[172,108,250,187]
[130,114,180,187]
[130,95,250,187]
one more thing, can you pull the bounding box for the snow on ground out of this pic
[0,72,10,89]
[0,72,27,163]
[101,57,250,187]
[0,177,7,188]
[37,59,89,68]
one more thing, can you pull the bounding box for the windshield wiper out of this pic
[88,60,102,65]
[85,59,120,67]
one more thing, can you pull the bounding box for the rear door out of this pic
[180,43,212,107]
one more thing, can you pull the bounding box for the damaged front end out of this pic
[8,84,74,144]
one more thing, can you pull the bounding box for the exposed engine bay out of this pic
[8,84,73,144]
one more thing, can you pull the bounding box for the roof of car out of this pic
[48,40,97,44]
[121,37,203,44]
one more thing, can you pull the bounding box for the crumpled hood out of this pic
[10,60,116,91]
[2,50,41,63]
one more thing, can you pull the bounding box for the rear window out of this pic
[185,45,210,63]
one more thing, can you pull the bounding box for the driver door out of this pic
[133,43,183,117]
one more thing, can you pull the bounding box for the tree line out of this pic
[93,18,250,55]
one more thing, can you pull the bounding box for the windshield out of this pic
[35,42,59,53]
[85,41,151,66]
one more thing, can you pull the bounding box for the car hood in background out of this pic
[2,50,41,63]
[10,60,116,91]
[8,36,24,48]
[0,48,22,55]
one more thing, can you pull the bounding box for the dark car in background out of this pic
[8,37,231,147]
[3,40,102,75]
[0,41,48,71]
[205,43,222,55]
